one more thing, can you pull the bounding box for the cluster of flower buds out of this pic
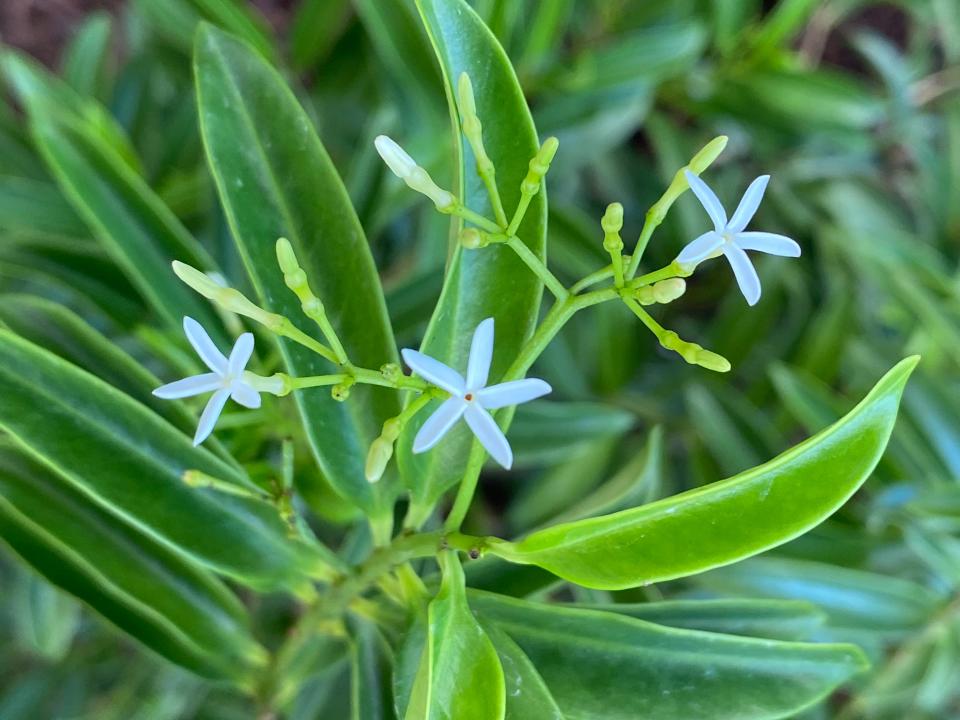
[151,71,801,484]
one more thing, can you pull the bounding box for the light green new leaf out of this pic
[472,593,869,720]
[0,330,326,593]
[488,357,917,589]
[404,554,505,720]
[0,444,265,685]
[194,25,401,520]
[397,0,548,514]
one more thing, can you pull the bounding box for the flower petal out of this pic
[676,231,724,266]
[723,244,762,306]
[478,379,552,410]
[184,317,227,374]
[464,405,512,469]
[735,231,801,257]
[412,397,467,453]
[401,349,465,396]
[727,175,770,233]
[684,170,727,232]
[194,388,230,446]
[228,332,255,376]
[153,373,222,399]
[466,318,495,391]
[230,381,261,409]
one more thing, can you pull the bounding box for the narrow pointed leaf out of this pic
[0,330,327,593]
[3,52,220,334]
[194,25,400,518]
[397,0,548,513]
[0,445,265,685]
[488,357,918,589]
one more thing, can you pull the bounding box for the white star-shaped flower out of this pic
[402,318,551,469]
[154,317,265,446]
[678,170,800,306]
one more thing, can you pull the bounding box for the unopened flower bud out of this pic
[601,203,624,235]
[694,348,731,373]
[374,135,417,179]
[331,383,352,402]
[365,437,394,483]
[634,286,657,305]
[460,228,486,249]
[688,136,728,176]
[173,261,274,325]
[521,137,559,195]
[652,278,686,304]
[375,135,456,210]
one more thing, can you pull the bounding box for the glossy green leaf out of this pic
[403,555,505,720]
[396,0,548,513]
[194,25,400,520]
[0,444,265,684]
[472,592,869,720]
[574,598,826,641]
[0,330,325,593]
[482,623,563,720]
[488,357,917,589]
[0,294,240,470]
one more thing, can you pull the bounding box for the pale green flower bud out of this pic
[652,278,686,304]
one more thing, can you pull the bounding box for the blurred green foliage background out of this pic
[1,0,959,717]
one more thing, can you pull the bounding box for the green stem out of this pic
[627,261,690,288]
[571,263,617,294]
[625,208,659,279]
[506,194,534,236]
[287,373,348,390]
[450,204,502,233]
[480,172,508,229]
[273,319,339,364]
[621,295,669,340]
[443,287,618,531]
[505,235,567,301]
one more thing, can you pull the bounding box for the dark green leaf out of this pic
[0,330,325,593]
[194,25,401,522]
[472,592,869,720]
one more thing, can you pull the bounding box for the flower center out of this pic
[464,392,474,402]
